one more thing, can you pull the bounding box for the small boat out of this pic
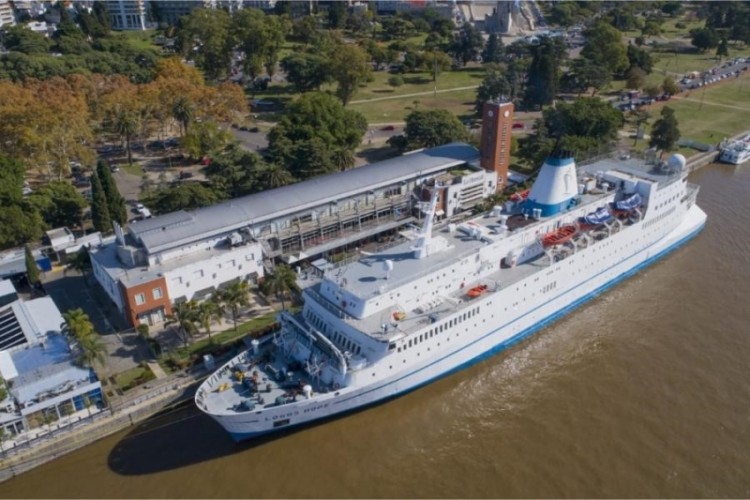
[510,189,530,202]
[466,284,488,298]
[541,225,577,247]
[392,311,406,321]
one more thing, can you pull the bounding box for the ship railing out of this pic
[304,287,354,320]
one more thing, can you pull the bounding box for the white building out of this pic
[91,222,264,327]
[0,281,103,438]
[0,0,15,28]
[104,0,149,30]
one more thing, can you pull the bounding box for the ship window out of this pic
[389,343,396,351]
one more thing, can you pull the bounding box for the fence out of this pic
[0,384,192,483]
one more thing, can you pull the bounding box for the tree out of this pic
[716,38,729,59]
[177,8,233,80]
[582,22,629,78]
[68,246,93,277]
[475,64,511,111]
[264,264,297,310]
[148,183,221,214]
[0,205,44,250]
[523,36,566,108]
[172,96,195,137]
[626,67,647,90]
[62,308,96,341]
[97,160,127,226]
[76,332,108,369]
[629,109,651,146]
[481,33,504,64]
[390,109,467,152]
[691,28,719,52]
[113,109,139,165]
[90,172,112,234]
[662,76,680,96]
[181,121,233,160]
[25,244,40,287]
[28,181,88,230]
[626,45,654,74]
[197,298,224,343]
[166,301,199,347]
[448,23,483,66]
[267,92,367,179]
[649,106,680,155]
[280,52,331,92]
[0,155,25,206]
[1,24,51,54]
[218,281,251,331]
[261,163,295,189]
[230,9,287,81]
[328,43,372,105]
[568,58,611,96]
[327,1,348,29]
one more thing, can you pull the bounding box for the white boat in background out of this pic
[719,133,750,165]
[196,152,706,442]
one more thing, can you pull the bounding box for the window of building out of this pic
[135,293,145,305]
[153,287,163,300]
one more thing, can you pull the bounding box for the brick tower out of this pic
[479,100,514,191]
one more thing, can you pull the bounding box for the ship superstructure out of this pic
[196,152,706,441]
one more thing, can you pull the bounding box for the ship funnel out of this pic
[526,155,579,217]
[303,384,312,399]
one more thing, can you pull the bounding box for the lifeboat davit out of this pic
[466,284,488,298]
[542,225,577,248]
[510,189,530,202]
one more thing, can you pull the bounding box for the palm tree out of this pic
[76,333,108,369]
[82,394,93,417]
[113,109,140,165]
[265,264,298,310]
[219,281,251,332]
[166,301,199,347]
[172,96,195,137]
[197,298,224,344]
[262,163,295,189]
[62,309,95,342]
[331,148,355,172]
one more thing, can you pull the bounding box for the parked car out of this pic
[73,176,90,188]
[110,165,120,173]
[178,171,193,180]
[380,125,395,131]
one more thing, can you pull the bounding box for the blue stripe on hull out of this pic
[227,221,705,443]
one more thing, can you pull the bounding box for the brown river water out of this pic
[3,163,750,498]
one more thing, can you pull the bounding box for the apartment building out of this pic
[104,0,149,30]
[0,0,15,28]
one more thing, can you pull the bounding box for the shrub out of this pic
[388,75,404,87]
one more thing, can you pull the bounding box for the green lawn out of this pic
[112,29,160,52]
[115,364,156,392]
[253,66,484,124]
[647,73,750,145]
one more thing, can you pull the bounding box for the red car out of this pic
[380,125,395,131]
[512,122,525,130]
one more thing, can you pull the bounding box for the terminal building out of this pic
[91,102,514,327]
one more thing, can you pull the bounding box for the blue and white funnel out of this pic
[526,156,578,217]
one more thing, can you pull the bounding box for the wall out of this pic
[120,275,171,327]
[163,242,263,303]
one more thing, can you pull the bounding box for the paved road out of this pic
[349,85,480,104]
[42,269,148,374]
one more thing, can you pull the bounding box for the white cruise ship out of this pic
[719,133,750,165]
[196,152,706,441]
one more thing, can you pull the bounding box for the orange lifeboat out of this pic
[541,225,577,248]
[392,311,406,321]
[510,189,530,202]
[466,284,488,298]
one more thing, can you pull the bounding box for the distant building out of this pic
[0,0,15,28]
[0,282,102,438]
[104,0,149,30]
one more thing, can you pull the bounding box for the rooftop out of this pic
[129,143,479,255]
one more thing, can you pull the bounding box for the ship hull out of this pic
[206,205,707,442]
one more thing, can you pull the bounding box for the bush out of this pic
[675,22,686,29]
[388,75,404,87]
[136,324,149,338]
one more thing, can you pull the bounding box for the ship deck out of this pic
[196,337,331,415]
